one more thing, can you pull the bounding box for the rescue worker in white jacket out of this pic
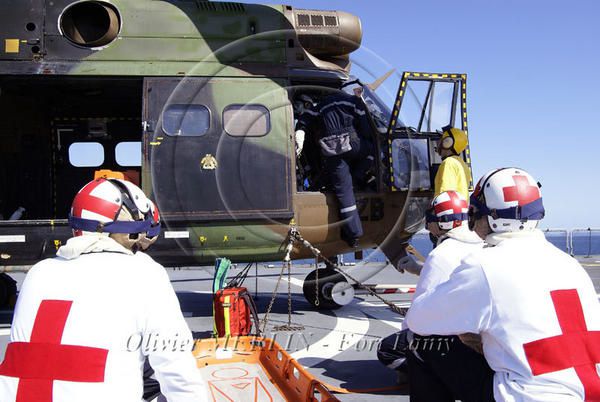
[407,167,600,402]
[0,178,207,401]
[377,191,487,396]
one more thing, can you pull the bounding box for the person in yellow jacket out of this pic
[434,125,471,200]
[428,126,471,245]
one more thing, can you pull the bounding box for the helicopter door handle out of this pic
[142,120,155,133]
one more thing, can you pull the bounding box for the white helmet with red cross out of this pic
[69,178,161,249]
[469,167,544,233]
[426,191,469,230]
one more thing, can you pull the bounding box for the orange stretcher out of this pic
[193,336,339,402]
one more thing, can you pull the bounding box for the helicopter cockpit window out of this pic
[361,86,391,134]
[162,104,210,136]
[396,80,457,133]
[391,138,430,190]
[343,84,392,134]
[223,104,270,137]
[68,142,105,167]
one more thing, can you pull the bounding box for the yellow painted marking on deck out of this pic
[149,142,161,146]
[5,39,19,53]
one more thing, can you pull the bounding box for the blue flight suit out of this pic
[300,92,374,247]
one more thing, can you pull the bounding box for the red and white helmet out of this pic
[69,179,161,246]
[470,167,544,233]
[426,191,469,230]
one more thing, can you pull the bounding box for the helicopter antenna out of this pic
[367,69,395,91]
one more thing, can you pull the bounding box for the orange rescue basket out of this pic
[194,336,339,402]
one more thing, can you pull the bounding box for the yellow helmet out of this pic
[440,125,468,155]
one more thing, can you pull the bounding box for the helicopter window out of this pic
[162,104,210,137]
[361,86,391,134]
[68,142,105,167]
[341,84,391,134]
[425,81,454,130]
[391,138,430,190]
[115,141,141,167]
[396,80,430,131]
[396,80,458,133]
[223,104,270,137]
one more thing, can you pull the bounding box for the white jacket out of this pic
[407,230,600,402]
[0,235,207,402]
[413,225,483,300]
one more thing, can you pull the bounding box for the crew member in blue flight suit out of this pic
[296,89,375,248]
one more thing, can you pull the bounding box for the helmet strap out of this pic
[68,215,152,234]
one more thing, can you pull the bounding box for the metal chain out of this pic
[260,261,287,334]
[291,231,407,316]
[261,228,304,333]
[273,256,304,332]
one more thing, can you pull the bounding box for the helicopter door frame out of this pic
[142,76,294,222]
[385,72,472,192]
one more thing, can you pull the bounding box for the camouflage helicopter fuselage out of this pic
[0,0,470,269]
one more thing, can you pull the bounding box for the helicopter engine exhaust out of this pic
[293,9,363,58]
[60,1,121,48]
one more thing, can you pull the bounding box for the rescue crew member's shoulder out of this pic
[406,253,492,336]
[132,251,171,279]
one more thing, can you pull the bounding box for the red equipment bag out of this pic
[213,287,261,337]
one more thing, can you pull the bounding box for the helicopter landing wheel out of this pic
[302,268,354,310]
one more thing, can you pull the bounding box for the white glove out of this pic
[295,129,305,156]
[396,254,423,275]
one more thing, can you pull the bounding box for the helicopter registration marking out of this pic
[164,231,190,239]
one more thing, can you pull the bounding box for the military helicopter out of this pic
[0,0,472,308]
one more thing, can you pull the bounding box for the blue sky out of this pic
[248,0,599,228]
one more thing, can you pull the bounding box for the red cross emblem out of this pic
[434,191,468,215]
[503,175,540,206]
[523,289,600,401]
[0,300,108,402]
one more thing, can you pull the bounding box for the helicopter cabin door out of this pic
[143,77,293,221]
[385,72,472,192]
